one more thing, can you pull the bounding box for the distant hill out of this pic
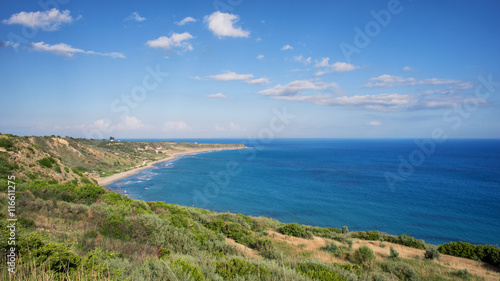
[0,133,245,185]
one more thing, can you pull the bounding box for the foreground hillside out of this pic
[0,134,499,280]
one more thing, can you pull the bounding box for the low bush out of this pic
[381,261,418,281]
[390,246,399,258]
[278,223,313,239]
[425,246,440,260]
[296,262,345,281]
[438,241,500,268]
[215,258,270,279]
[351,246,375,267]
[37,157,56,168]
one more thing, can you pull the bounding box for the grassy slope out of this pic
[0,133,499,280]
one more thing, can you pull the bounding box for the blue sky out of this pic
[0,0,499,138]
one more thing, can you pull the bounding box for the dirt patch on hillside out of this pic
[226,238,260,259]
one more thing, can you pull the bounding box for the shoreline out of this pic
[93,147,246,186]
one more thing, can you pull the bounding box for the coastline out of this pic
[94,147,246,186]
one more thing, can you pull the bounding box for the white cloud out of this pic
[215,122,246,131]
[210,71,253,81]
[314,57,358,75]
[274,93,413,110]
[146,32,194,52]
[246,77,270,84]
[204,11,249,38]
[281,44,293,50]
[164,121,192,131]
[207,93,227,98]
[125,12,146,22]
[0,41,15,48]
[27,41,125,58]
[314,57,330,68]
[292,55,311,65]
[117,116,145,130]
[368,121,381,126]
[2,8,73,31]
[176,16,196,25]
[257,54,264,60]
[364,75,465,88]
[402,66,414,71]
[258,80,338,96]
[210,71,269,84]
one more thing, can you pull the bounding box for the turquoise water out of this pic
[107,139,500,245]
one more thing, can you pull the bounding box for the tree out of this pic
[342,226,349,234]
[425,246,440,260]
[352,246,375,267]
[390,246,399,258]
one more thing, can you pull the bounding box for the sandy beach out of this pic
[93,147,246,186]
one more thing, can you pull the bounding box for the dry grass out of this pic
[265,230,500,281]
[268,230,346,263]
[225,238,261,259]
[353,238,500,281]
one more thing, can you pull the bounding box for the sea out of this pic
[106,139,500,246]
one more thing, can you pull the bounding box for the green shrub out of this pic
[0,156,15,175]
[390,246,399,258]
[425,246,440,260]
[352,246,375,266]
[215,258,269,279]
[384,234,426,250]
[37,157,56,168]
[342,226,349,234]
[438,241,500,268]
[71,167,82,176]
[455,269,469,279]
[18,232,81,273]
[0,138,14,149]
[249,238,281,260]
[278,223,313,239]
[18,217,35,228]
[323,242,343,257]
[296,262,345,281]
[381,261,418,281]
[80,176,92,185]
[64,166,70,173]
[170,257,206,281]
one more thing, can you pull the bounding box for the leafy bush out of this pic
[342,226,349,234]
[215,258,269,279]
[26,180,105,204]
[438,241,500,268]
[455,269,469,279]
[18,232,81,273]
[296,262,345,281]
[384,234,426,250]
[323,242,342,257]
[0,156,15,175]
[278,223,313,239]
[390,246,399,258]
[381,261,418,281]
[425,246,440,260]
[352,246,375,266]
[0,138,14,149]
[170,257,206,281]
[37,157,56,168]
